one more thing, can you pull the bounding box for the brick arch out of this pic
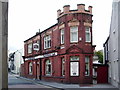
[66,45,84,54]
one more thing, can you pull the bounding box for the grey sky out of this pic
[8,0,113,53]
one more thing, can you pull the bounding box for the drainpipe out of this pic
[39,30,42,80]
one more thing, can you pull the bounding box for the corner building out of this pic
[23,4,96,84]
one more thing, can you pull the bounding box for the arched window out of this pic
[29,62,32,75]
[45,60,52,75]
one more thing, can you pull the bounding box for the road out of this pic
[8,73,56,89]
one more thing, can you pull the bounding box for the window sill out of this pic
[61,43,64,45]
[44,48,51,50]
[70,42,78,43]
[85,41,91,43]
[45,74,52,76]
[70,76,79,77]
[85,75,90,77]
[29,73,33,75]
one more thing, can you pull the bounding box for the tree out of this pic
[94,50,103,64]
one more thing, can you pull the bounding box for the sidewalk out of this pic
[15,75,118,89]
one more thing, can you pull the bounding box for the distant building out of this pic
[22,4,96,84]
[9,49,24,74]
[103,0,120,89]
[9,52,15,71]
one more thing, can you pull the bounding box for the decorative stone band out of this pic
[53,26,58,31]
[42,30,52,37]
[58,10,92,19]
[25,40,32,44]
[59,24,65,29]
[68,21,79,27]
[84,22,92,27]
[24,52,58,61]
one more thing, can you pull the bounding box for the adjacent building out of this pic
[103,0,120,89]
[22,4,96,84]
[93,50,108,84]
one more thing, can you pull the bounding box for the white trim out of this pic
[25,52,57,61]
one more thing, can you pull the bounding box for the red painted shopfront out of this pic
[21,4,96,84]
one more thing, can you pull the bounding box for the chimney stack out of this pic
[88,6,92,14]
[77,4,85,12]
[63,5,70,14]
[57,9,61,17]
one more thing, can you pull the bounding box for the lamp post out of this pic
[0,0,8,89]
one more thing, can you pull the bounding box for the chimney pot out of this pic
[57,9,61,17]
[88,6,92,14]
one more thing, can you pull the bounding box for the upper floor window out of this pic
[44,35,51,49]
[61,29,64,44]
[70,26,78,43]
[45,60,52,75]
[85,27,91,42]
[28,43,32,54]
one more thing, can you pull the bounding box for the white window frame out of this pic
[62,58,65,76]
[70,56,79,76]
[44,35,51,49]
[45,60,52,76]
[85,27,91,42]
[29,62,33,75]
[61,29,64,44]
[70,26,78,43]
[70,62,79,76]
[28,43,32,54]
[85,56,90,76]
[70,56,79,61]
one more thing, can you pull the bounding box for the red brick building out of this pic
[21,4,96,84]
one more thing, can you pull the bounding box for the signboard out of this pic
[33,43,39,51]
[43,52,57,58]
[25,52,57,61]
[70,62,79,76]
